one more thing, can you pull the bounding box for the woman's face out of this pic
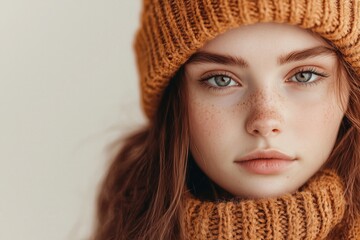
[185,23,349,199]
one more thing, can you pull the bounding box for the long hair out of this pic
[92,67,189,240]
[93,50,360,239]
[325,49,360,222]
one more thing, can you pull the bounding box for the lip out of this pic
[236,149,295,162]
[235,149,296,174]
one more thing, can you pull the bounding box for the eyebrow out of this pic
[186,46,336,67]
[186,51,248,68]
[278,46,336,65]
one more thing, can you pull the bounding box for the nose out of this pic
[246,112,282,136]
[245,93,284,137]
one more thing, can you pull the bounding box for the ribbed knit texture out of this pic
[183,170,360,239]
[134,0,360,118]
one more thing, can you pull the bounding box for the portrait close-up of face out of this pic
[5,0,360,239]
[90,1,360,239]
[185,23,350,199]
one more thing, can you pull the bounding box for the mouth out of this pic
[234,149,296,175]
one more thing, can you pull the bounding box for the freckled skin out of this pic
[185,23,349,199]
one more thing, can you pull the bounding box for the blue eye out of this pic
[205,75,238,87]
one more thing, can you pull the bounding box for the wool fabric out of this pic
[183,170,360,239]
[134,0,360,119]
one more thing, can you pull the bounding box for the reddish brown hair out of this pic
[325,50,360,222]
[93,51,360,239]
[92,68,190,239]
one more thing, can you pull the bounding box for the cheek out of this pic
[321,103,345,143]
[189,101,224,144]
[290,93,345,151]
[296,104,341,127]
[188,99,238,161]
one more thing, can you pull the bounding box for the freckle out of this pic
[201,108,214,122]
[236,101,247,107]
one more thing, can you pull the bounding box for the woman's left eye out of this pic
[204,75,238,87]
[289,70,324,83]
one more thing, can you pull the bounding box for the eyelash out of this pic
[199,71,239,91]
[199,67,330,91]
[288,67,330,87]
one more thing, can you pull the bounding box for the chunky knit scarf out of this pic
[183,170,360,239]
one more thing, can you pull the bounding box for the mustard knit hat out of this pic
[134,0,360,119]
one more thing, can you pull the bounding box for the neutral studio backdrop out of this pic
[0,1,143,239]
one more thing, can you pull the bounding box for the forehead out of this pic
[200,23,327,59]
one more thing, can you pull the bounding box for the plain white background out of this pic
[0,1,143,239]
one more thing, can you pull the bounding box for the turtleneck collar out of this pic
[183,170,347,239]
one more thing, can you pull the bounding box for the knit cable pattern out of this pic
[134,0,360,119]
[183,170,348,240]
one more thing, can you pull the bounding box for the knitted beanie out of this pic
[134,0,360,119]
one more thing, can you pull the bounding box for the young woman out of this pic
[93,0,360,239]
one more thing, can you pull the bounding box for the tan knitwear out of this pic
[134,0,360,119]
[183,170,360,239]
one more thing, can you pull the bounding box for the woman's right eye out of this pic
[204,75,239,88]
